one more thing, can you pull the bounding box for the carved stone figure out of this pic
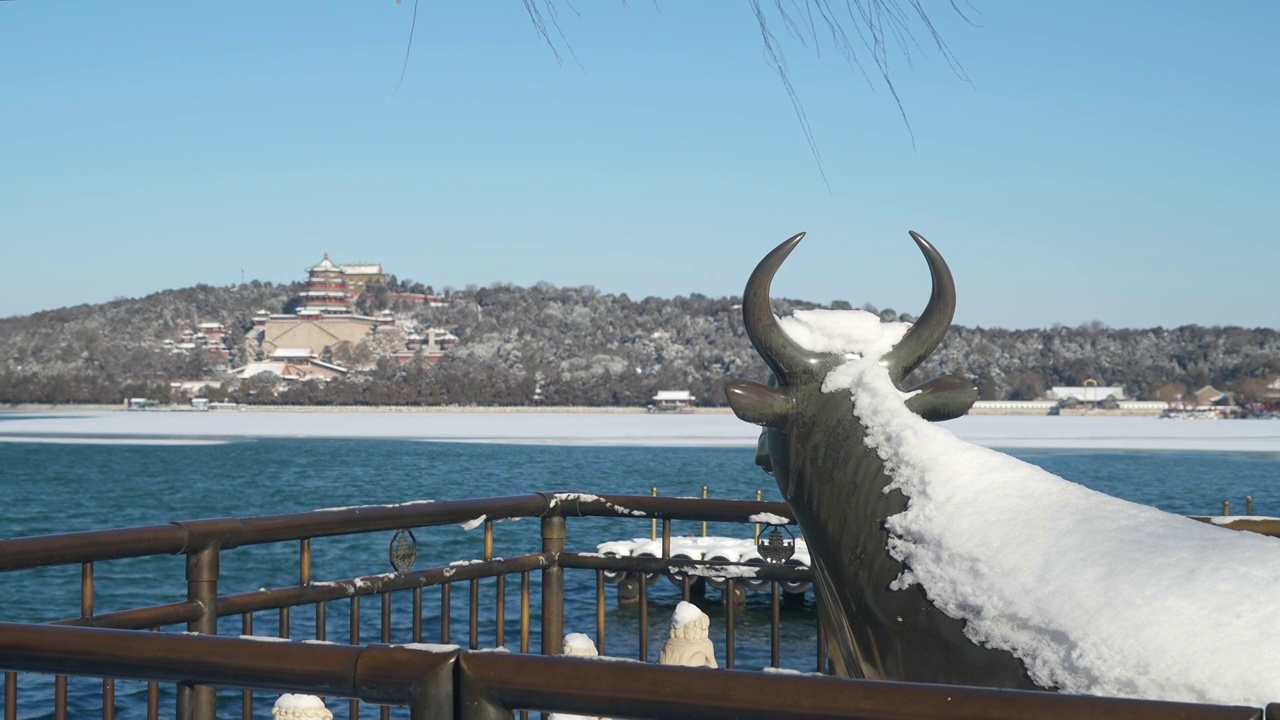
[553,634,608,720]
[657,601,717,668]
[271,694,333,720]
[725,232,1037,689]
[562,632,600,658]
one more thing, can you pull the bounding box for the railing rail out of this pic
[3,493,1274,574]
[0,493,795,572]
[0,623,1269,720]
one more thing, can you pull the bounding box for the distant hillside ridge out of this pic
[2,280,1277,406]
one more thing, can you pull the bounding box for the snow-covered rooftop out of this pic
[308,254,340,273]
[229,360,300,380]
[1048,386,1128,402]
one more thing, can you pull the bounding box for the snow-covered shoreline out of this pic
[1,411,1279,451]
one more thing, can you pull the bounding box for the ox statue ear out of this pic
[725,379,793,429]
[753,432,775,475]
[904,374,978,422]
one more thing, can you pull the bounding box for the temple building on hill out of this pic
[164,322,233,365]
[649,390,696,412]
[241,255,457,369]
[294,255,352,314]
[228,348,349,383]
[393,328,459,364]
[253,310,385,359]
[292,255,389,314]
[337,262,386,290]
[1047,381,1126,406]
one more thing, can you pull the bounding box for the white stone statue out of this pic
[272,694,332,720]
[562,632,600,658]
[658,601,717,668]
[550,633,608,720]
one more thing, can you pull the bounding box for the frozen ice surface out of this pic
[2,410,1280,451]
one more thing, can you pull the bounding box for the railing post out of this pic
[181,545,219,720]
[540,515,565,656]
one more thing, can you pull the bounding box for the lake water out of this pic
[1,430,1278,718]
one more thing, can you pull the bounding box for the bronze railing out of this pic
[0,493,812,719]
[0,493,1276,720]
[1,623,1272,720]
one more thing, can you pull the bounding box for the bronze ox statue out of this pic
[725,231,1040,690]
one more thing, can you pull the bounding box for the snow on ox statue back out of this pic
[724,231,1038,689]
[725,231,1280,707]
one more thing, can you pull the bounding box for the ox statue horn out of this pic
[725,231,1039,689]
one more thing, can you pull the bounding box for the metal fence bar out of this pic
[770,581,781,668]
[185,545,218,720]
[52,601,202,630]
[469,580,480,650]
[413,588,423,643]
[0,495,554,572]
[540,516,565,656]
[54,675,67,720]
[241,613,253,720]
[382,599,393,718]
[5,493,1272,575]
[3,671,14,720]
[382,593,392,645]
[725,579,736,670]
[80,562,94,618]
[0,619,1271,720]
[146,681,158,720]
[350,596,361,720]
[457,652,1264,720]
[214,554,551,618]
[440,584,451,644]
[638,574,649,662]
[495,576,506,649]
[146,626,159,720]
[487,515,501,649]
[0,623,457,712]
[299,539,311,586]
[519,573,530,654]
[595,570,605,655]
[102,678,115,720]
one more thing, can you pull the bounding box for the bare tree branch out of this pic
[752,0,831,191]
[391,1,975,185]
[392,0,420,98]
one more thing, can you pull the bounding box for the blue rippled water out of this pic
[1,438,1278,718]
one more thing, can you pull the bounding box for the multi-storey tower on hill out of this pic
[294,254,352,314]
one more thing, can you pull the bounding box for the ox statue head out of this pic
[725,231,1037,689]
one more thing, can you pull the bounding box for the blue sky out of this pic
[3,1,1276,328]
